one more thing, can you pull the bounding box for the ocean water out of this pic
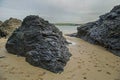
[56,26,78,34]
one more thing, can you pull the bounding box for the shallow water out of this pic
[56,26,78,34]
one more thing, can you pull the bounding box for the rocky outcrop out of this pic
[77,5,120,56]
[0,21,4,38]
[0,18,21,38]
[6,15,71,73]
[0,21,2,26]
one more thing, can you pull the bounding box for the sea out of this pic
[56,26,79,34]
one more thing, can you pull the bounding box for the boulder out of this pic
[0,21,2,26]
[6,15,71,73]
[77,5,120,56]
[0,18,21,38]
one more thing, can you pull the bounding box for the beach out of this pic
[1,0,120,80]
[0,35,120,80]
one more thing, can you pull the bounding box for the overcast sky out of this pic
[0,0,120,23]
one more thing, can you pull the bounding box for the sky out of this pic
[0,0,120,23]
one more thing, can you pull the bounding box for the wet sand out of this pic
[0,36,120,80]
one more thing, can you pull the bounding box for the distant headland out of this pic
[54,23,81,26]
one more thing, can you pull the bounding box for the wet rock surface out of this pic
[0,18,21,38]
[6,15,71,73]
[77,5,120,56]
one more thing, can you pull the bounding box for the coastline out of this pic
[0,35,120,80]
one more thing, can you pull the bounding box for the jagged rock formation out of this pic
[6,15,71,73]
[0,21,4,38]
[0,18,21,38]
[77,5,120,56]
[0,21,2,26]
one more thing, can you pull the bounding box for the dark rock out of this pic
[0,18,21,38]
[6,15,71,73]
[65,33,77,37]
[77,5,120,56]
[0,21,2,26]
[0,29,7,38]
[0,56,6,58]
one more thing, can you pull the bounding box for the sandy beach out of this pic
[0,36,120,80]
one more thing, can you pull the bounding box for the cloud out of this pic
[0,0,120,23]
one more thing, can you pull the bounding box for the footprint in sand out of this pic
[82,73,87,75]
[79,59,82,61]
[67,77,71,79]
[71,74,75,77]
[18,71,24,74]
[0,64,8,68]
[78,65,81,69]
[117,64,119,66]
[90,56,93,59]
[10,67,15,70]
[77,61,81,63]
[86,68,90,71]
[82,61,85,64]
[0,64,9,70]
[8,67,17,74]
[106,63,109,65]
[115,69,120,72]
[116,60,120,62]
[106,72,111,75]
[67,74,75,79]
[38,72,46,76]
[97,70,102,72]
[25,75,30,77]
[38,78,43,80]
[101,64,105,67]
[88,61,91,63]
[94,58,98,61]
[108,65,115,69]
[93,54,96,57]
[83,77,87,79]
[0,77,7,80]
[9,71,16,74]
[94,65,98,67]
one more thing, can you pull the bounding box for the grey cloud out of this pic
[0,0,120,23]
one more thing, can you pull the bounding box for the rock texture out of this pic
[0,18,21,38]
[0,21,2,26]
[77,5,120,56]
[6,15,71,73]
